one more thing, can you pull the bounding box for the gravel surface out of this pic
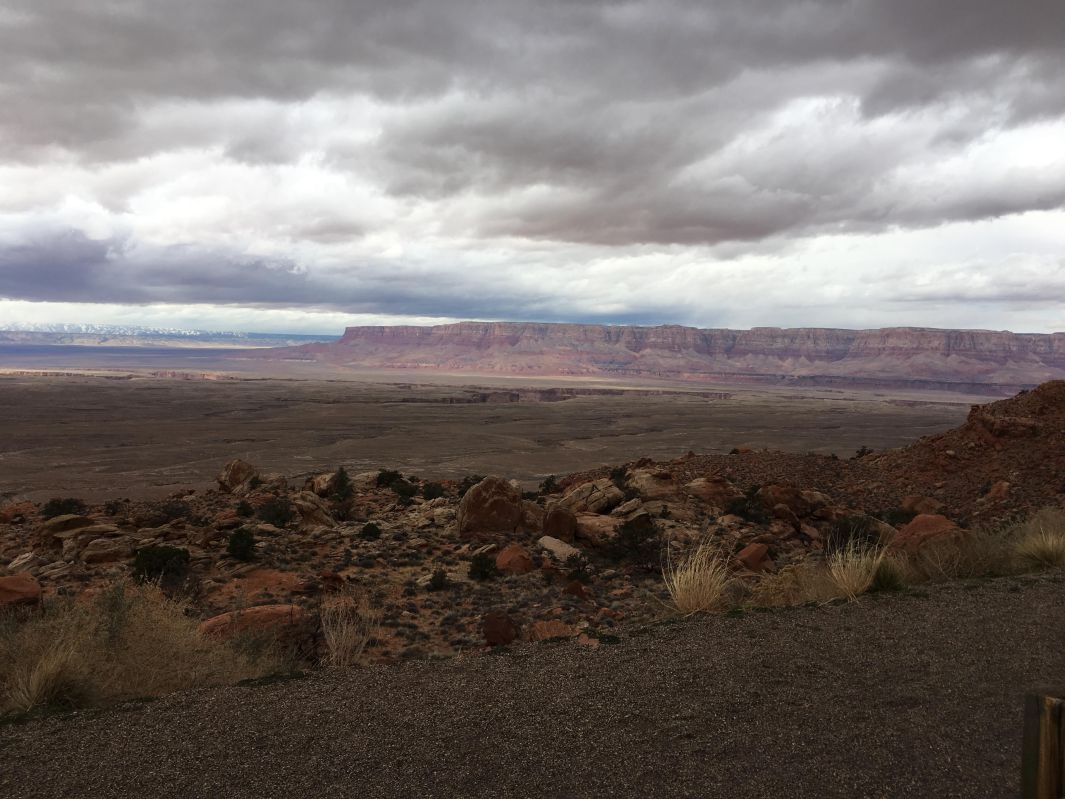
[3,575,1063,799]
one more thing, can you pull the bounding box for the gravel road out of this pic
[2,575,1062,799]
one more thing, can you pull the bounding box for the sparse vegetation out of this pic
[426,568,449,592]
[227,528,256,562]
[870,554,908,592]
[1013,507,1065,570]
[319,588,379,670]
[376,469,402,488]
[605,517,660,565]
[330,467,354,502]
[827,541,886,600]
[359,522,381,540]
[468,551,500,581]
[421,481,446,500]
[663,541,731,615]
[0,582,280,717]
[539,475,559,494]
[256,496,293,528]
[40,497,87,519]
[131,545,190,584]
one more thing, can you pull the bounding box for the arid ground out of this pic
[0,372,983,502]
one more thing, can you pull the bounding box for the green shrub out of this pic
[376,469,402,488]
[426,568,449,592]
[609,466,628,490]
[826,516,880,554]
[235,500,254,518]
[256,497,293,528]
[876,508,917,528]
[723,496,770,524]
[40,498,87,519]
[421,482,446,500]
[469,552,500,581]
[330,467,354,502]
[359,522,381,540]
[227,528,256,562]
[132,546,190,583]
[606,517,660,566]
[852,445,874,459]
[539,475,559,495]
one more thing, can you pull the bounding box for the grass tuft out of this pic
[827,541,885,600]
[1013,507,1065,570]
[319,589,379,670]
[663,541,731,615]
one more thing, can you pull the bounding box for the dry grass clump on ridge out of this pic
[0,581,282,717]
[320,588,380,669]
[1012,507,1065,570]
[663,541,732,615]
[827,541,886,600]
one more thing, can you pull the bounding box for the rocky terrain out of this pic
[2,381,1063,663]
[250,321,1065,393]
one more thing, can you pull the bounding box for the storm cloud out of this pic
[0,1,1063,331]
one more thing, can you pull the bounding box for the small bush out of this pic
[663,541,731,614]
[852,445,874,459]
[359,522,381,540]
[825,516,880,554]
[426,568,449,592]
[469,551,500,581]
[235,500,254,518]
[876,507,917,528]
[256,497,293,528]
[330,467,354,502]
[103,499,127,516]
[421,482,446,500]
[320,588,379,670]
[539,475,559,495]
[605,517,660,565]
[391,479,417,500]
[132,546,190,584]
[723,496,770,524]
[564,553,592,584]
[227,529,256,562]
[609,466,628,490]
[870,555,908,592]
[376,469,402,488]
[40,498,87,519]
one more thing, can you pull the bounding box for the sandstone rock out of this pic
[985,480,1010,500]
[563,580,592,601]
[482,610,518,646]
[538,535,582,562]
[757,485,812,517]
[771,503,801,531]
[901,495,944,516]
[0,572,41,605]
[558,478,625,514]
[292,491,336,530]
[456,476,523,540]
[575,513,619,548]
[306,472,340,497]
[216,459,260,494]
[736,542,771,572]
[199,604,316,652]
[542,506,578,542]
[610,497,642,517]
[7,551,45,572]
[626,469,678,501]
[80,536,134,564]
[529,619,579,641]
[519,500,545,534]
[685,476,743,508]
[37,514,95,537]
[892,514,959,552]
[496,543,535,575]
[352,471,380,491]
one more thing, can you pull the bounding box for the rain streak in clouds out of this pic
[0,0,1063,333]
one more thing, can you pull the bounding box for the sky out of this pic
[1,0,1063,335]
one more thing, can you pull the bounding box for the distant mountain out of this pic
[0,324,335,349]
[247,321,1065,393]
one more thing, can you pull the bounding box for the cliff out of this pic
[251,322,1065,393]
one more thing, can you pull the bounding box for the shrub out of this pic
[376,469,402,488]
[330,467,354,502]
[870,555,908,592]
[605,517,660,565]
[827,541,885,600]
[1013,507,1065,570]
[131,546,190,584]
[663,541,731,614]
[876,507,917,528]
[426,568,449,592]
[468,552,500,581]
[227,528,256,562]
[391,479,417,500]
[539,475,559,495]
[723,496,770,524]
[359,522,381,540]
[564,553,592,584]
[320,588,379,670]
[825,516,880,554]
[235,500,254,518]
[609,466,628,491]
[421,482,446,500]
[40,498,87,519]
[0,582,281,717]
[256,497,293,528]
[103,499,127,516]
[852,445,874,459]
[458,475,485,497]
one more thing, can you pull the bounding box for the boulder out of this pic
[199,604,316,653]
[0,572,41,605]
[756,485,812,517]
[542,506,578,542]
[685,476,743,508]
[985,481,1011,500]
[519,500,545,534]
[292,491,336,530]
[482,610,518,646]
[216,459,260,494]
[37,514,95,537]
[610,497,643,517]
[529,620,579,642]
[7,551,45,573]
[80,536,134,564]
[626,469,679,501]
[891,514,960,552]
[901,495,944,516]
[538,536,582,563]
[496,543,535,575]
[457,477,524,540]
[736,542,772,573]
[575,513,619,548]
[558,479,625,514]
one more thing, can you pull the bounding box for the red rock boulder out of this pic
[482,610,518,646]
[199,604,317,654]
[891,514,960,553]
[0,572,41,606]
[457,477,524,540]
[496,543,535,575]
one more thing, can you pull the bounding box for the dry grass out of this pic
[1013,507,1065,570]
[827,541,886,600]
[749,560,839,607]
[320,588,379,669]
[0,582,282,717]
[663,541,732,615]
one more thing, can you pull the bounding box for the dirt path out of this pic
[3,576,1063,798]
